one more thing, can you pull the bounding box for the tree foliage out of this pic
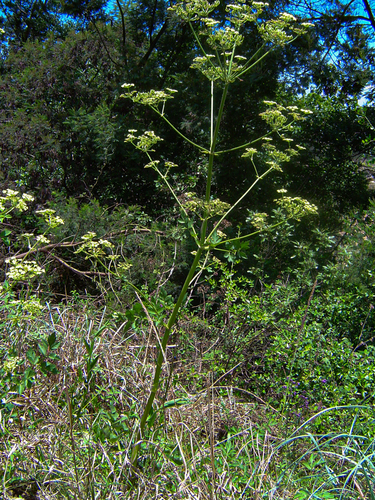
[0,0,373,215]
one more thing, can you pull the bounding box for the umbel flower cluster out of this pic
[167,0,313,82]
[120,0,314,184]
[1,191,129,321]
[275,189,318,220]
[0,189,34,213]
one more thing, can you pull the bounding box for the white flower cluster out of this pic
[10,297,44,315]
[117,262,133,273]
[247,211,269,230]
[183,192,230,219]
[35,235,51,245]
[75,232,115,260]
[259,12,311,46]
[260,103,289,129]
[121,84,178,108]
[226,1,268,28]
[2,356,21,373]
[124,130,163,153]
[168,0,313,83]
[263,143,297,171]
[0,189,34,213]
[168,0,220,22]
[241,147,258,158]
[6,258,45,281]
[35,209,64,228]
[20,233,51,249]
[275,192,318,220]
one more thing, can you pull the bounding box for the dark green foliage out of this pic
[285,94,372,215]
[159,200,375,417]
[0,0,373,215]
[0,0,109,45]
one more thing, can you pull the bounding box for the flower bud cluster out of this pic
[183,192,230,219]
[168,0,220,22]
[10,297,43,315]
[75,232,115,260]
[121,84,178,109]
[275,190,318,220]
[6,258,45,281]
[247,211,269,230]
[168,0,313,83]
[0,189,34,213]
[35,209,64,228]
[125,130,163,153]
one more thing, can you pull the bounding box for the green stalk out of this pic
[206,82,229,202]
[132,78,230,467]
[131,247,203,464]
[152,107,209,153]
[200,81,230,246]
[211,220,286,248]
[208,166,274,240]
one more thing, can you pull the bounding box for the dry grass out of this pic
[0,304,285,500]
[1,304,374,500]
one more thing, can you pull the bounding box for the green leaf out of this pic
[26,349,39,365]
[38,339,49,356]
[40,360,58,374]
[48,332,59,350]
[163,398,190,408]
[0,229,11,246]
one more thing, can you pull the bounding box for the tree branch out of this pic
[362,0,375,32]
[138,19,169,68]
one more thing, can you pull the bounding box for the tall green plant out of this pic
[120,0,317,464]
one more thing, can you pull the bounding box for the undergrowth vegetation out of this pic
[1,1,375,498]
[1,185,375,499]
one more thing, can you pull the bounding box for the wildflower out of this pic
[275,195,318,220]
[2,189,19,197]
[98,239,113,248]
[280,12,296,21]
[15,198,29,211]
[22,193,34,202]
[36,235,50,245]
[6,259,45,281]
[241,147,257,158]
[117,262,132,272]
[144,160,160,169]
[81,232,96,240]
[107,255,120,261]
[165,161,178,169]
[216,230,227,238]
[36,209,64,228]
[22,297,44,315]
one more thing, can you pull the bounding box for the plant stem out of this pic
[200,81,230,248]
[131,247,203,464]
